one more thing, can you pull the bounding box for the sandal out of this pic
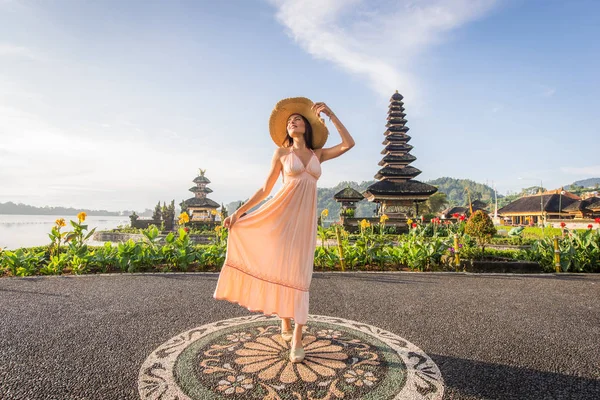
[281,329,293,342]
[289,345,305,363]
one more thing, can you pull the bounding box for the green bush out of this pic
[465,210,497,255]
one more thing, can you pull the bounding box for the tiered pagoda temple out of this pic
[184,169,220,222]
[333,186,365,218]
[363,91,437,221]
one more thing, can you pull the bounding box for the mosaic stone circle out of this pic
[138,314,444,399]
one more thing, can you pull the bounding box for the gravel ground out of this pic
[0,272,599,399]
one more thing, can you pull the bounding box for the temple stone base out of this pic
[340,216,409,233]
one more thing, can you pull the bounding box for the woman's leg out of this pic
[291,322,304,348]
[290,322,305,362]
[281,317,292,332]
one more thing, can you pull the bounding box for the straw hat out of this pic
[269,97,329,149]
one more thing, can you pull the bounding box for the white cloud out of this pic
[0,43,39,60]
[269,0,498,101]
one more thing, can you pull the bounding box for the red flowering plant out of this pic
[446,213,467,236]
[429,217,443,235]
[560,221,567,237]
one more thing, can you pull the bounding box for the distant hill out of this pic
[228,178,501,219]
[425,177,499,207]
[226,180,379,220]
[0,202,123,216]
[10,176,597,219]
[569,177,600,189]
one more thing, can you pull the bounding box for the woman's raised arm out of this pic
[311,102,355,163]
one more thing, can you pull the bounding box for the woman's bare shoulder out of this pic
[273,146,290,160]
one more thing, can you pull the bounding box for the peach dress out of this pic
[213,146,321,325]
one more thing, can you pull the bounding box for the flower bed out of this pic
[1,214,599,277]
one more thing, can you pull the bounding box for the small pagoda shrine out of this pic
[363,91,437,225]
[333,186,365,219]
[183,169,220,223]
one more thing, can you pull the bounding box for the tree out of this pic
[220,203,228,219]
[164,200,175,222]
[161,201,168,219]
[464,210,497,256]
[422,192,448,214]
[179,200,188,214]
[152,202,162,221]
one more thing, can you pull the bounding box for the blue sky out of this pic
[1,0,599,211]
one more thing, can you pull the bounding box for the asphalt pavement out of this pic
[1,272,599,399]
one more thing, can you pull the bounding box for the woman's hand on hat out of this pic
[312,102,334,119]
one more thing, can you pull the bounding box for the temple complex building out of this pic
[363,91,437,225]
[561,196,600,219]
[497,189,580,225]
[183,169,220,223]
[333,186,365,219]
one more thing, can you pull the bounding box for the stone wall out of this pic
[131,218,174,231]
[93,232,214,245]
[340,217,409,234]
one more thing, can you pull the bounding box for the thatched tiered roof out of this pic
[364,91,437,204]
[366,180,437,197]
[377,154,417,166]
[184,169,219,209]
[333,187,365,201]
[193,175,210,184]
[562,197,600,212]
[185,197,220,208]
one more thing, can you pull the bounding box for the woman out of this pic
[213,97,355,363]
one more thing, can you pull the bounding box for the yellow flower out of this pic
[55,218,66,227]
[407,219,413,226]
[360,219,370,229]
[77,212,86,223]
[211,209,217,215]
[321,209,329,218]
[179,212,190,223]
[380,214,389,223]
[215,225,222,233]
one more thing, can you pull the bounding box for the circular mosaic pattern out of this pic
[138,315,444,399]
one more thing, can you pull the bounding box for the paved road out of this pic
[1,272,599,399]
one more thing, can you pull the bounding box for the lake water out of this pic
[0,215,130,250]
